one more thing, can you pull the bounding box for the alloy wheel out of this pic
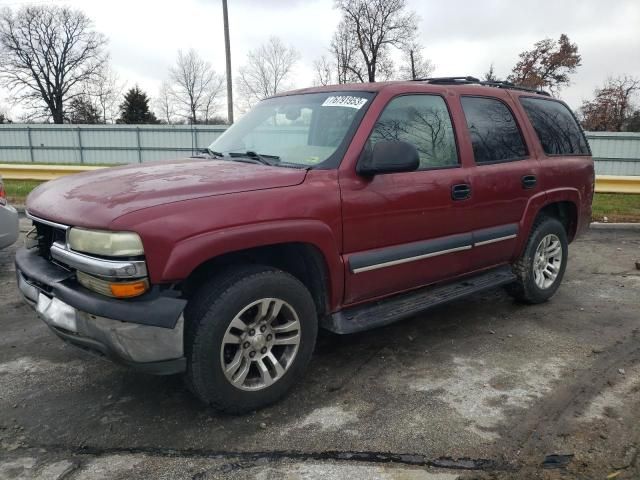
[220,298,301,391]
[533,234,563,290]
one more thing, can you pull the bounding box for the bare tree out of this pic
[313,55,334,86]
[0,5,107,123]
[507,34,581,94]
[333,0,418,83]
[483,63,499,82]
[236,37,299,109]
[154,80,176,124]
[169,49,224,124]
[580,76,640,132]
[93,65,122,124]
[81,64,123,123]
[330,20,365,84]
[399,42,434,80]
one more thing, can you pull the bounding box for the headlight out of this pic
[68,228,144,257]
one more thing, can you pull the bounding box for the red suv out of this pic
[16,77,594,412]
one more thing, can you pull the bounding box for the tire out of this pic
[184,265,318,413]
[506,216,568,304]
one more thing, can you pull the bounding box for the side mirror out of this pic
[357,140,419,176]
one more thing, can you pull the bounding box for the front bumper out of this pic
[15,247,187,375]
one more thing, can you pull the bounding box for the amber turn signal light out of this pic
[109,280,149,298]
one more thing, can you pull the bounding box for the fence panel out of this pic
[0,125,639,175]
[586,132,640,176]
[0,124,228,165]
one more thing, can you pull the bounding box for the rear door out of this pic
[458,95,541,269]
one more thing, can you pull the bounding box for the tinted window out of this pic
[461,97,528,164]
[368,95,458,169]
[520,97,590,155]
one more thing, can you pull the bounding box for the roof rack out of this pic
[413,76,551,96]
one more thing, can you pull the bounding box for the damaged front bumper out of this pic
[15,247,187,375]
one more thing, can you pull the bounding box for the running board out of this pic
[323,266,516,334]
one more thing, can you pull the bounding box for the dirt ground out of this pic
[0,219,639,479]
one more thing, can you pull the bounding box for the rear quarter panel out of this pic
[509,93,594,250]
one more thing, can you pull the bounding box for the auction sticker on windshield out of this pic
[322,95,368,109]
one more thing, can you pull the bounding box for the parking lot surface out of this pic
[1,219,639,479]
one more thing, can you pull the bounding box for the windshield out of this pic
[209,91,374,167]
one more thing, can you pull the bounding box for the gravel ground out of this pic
[0,219,639,479]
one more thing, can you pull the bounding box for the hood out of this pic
[27,158,308,228]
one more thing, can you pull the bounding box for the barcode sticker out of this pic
[321,95,368,109]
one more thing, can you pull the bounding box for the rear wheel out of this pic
[184,265,318,413]
[507,216,568,304]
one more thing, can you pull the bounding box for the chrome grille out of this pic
[26,213,69,259]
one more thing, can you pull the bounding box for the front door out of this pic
[339,94,475,305]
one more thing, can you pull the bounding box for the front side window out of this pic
[519,97,590,156]
[210,91,373,167]
[461,96,528,164]
[367,95,458,170]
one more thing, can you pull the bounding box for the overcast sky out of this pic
[1,0,639,119]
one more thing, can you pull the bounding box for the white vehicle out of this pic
[0,175,19,249]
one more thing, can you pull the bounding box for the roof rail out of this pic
[413,76,551,96]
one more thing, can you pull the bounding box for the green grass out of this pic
[3,179,640,223]
[591,193,640,222]
[3,179,43,203]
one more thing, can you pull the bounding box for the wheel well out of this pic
[182,243,330,317]
[539,201,578,241]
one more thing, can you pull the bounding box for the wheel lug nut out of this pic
[249,329,255,336]
[243,341,250,349]
[261,347,267,354]
[249,351,256,358]
[260,325,266,333]
[266,334,272,341]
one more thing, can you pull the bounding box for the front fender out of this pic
[161,219,345,310]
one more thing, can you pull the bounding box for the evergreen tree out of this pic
[625,110,640,132]
[117,86,158,124]
[67,96,101,124]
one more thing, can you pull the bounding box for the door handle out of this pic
[522,175,537,189]
[451,183,471,201]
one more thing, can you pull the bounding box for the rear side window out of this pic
[519,97,590,155]
[368,95,458,170]
[460,97,528,164]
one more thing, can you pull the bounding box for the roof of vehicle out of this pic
[278,76,552,99]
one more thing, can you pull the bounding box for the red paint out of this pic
[26,82,594,314]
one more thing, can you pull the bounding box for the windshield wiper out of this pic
[227,151,280,166]
[206,148,224,158]
[192,148,224,159]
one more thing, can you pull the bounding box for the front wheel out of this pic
[506,216,568,304]
[184,266,318,413]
